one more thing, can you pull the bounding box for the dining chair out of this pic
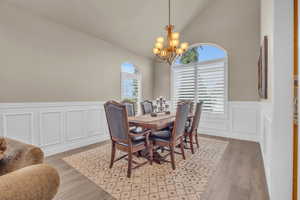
[121,100,144,134]
[184,101,203,154]
[121,100,136,117]
[178,100,194,114]
[178,100,194,130]
[104,101,152,178]
[150,101,190,170]
[140,100,154,115]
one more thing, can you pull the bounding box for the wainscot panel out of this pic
[0,102,109,156]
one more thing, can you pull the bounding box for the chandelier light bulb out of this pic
[156,37,164,43]
[153,48,160,54]
[176,48,184,55]
[171,32,180,40]
[155,42,163,49]
[171,39,179,47]
[180,42,189,50]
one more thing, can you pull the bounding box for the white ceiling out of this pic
[5,0,209,58]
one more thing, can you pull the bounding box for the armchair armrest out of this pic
[0,164,60,200]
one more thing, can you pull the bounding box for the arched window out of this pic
[121,62,142,108]
[172,44,228,116]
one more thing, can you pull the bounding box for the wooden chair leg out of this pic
[149,143,153,165]
[127,151,132,178]
[180,138,186,160]
[189,134,195,154]
[170,145,176,170]
[109,142,116,169]
[195,132,199,148]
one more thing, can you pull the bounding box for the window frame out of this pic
[170,43,229,120]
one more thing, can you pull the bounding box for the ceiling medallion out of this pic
[152,0,189,65]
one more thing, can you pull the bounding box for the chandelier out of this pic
[152,0,189,65]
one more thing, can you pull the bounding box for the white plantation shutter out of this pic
[172,59,227,115]
[121,72,141,113]
[173,66,196,108]
[197,60,225,113]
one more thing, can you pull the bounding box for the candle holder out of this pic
[154,96,169,113]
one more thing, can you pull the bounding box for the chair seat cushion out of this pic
[150,130,171,140]
[131,135,146,143]
[130,126,144,134]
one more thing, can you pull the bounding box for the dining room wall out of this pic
[0,2,154,102]
[153,0,261,101]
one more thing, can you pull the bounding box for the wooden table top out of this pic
[128,113,193,130]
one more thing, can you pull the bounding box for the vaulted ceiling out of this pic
[6,0,210,58]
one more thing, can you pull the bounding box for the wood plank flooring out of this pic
[46,135,269,200]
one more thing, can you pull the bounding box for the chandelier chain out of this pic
[169,0,171,26]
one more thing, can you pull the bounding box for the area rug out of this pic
[63,137,228,200]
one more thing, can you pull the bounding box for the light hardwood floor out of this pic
[46,135,269,200]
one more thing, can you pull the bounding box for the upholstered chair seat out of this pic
[150,130,171,140]
[130,126,144,133]
[130,134,146,143]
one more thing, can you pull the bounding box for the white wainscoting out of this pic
[0,102,109,156]
[198,101,261,142]
[259,102,273,196]
[0,101,261,157]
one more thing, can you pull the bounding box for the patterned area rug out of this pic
[63,137,228,200]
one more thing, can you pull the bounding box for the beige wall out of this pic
[153,62,171,99]
[0,2,154,102]
[154,0,260,101]
[261,0,274,102]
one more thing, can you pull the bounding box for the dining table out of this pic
[128,112,194,132]
[128,112,177,131]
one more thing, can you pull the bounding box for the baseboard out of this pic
[199,129,260,142]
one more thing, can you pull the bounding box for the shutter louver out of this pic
[173,66,196,108]
[197,61,225,114]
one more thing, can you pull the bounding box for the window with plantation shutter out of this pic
[121,63,142,114]
[196,60,226,114]
[173,66,196,103]
[172,44,228,117]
